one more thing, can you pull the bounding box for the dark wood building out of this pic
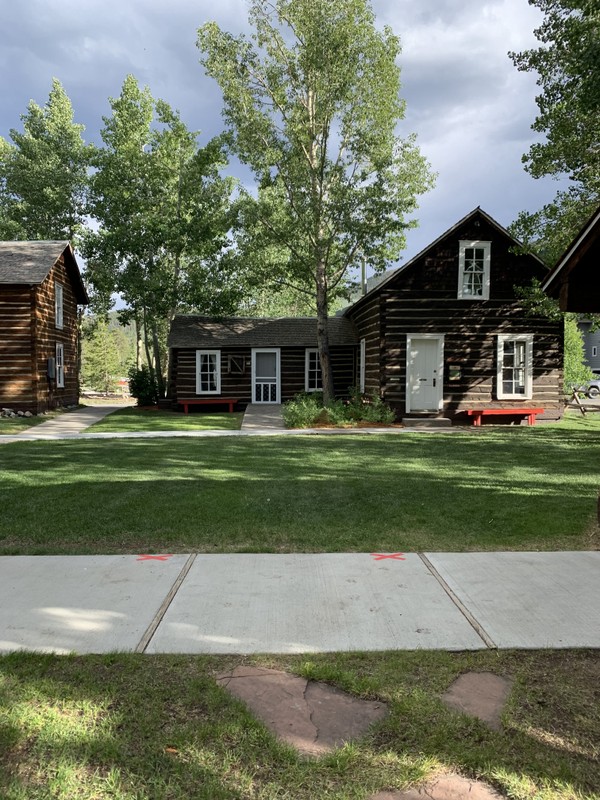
[345,207,563,421]
[168,316,357,408]
[542,205,600,313]
[168,208,564,422]
[0,241,88,414]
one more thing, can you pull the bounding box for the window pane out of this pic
[307,351,322,390]
[199,353,218,391]
[501,339,528,396]
[255,352,276,377]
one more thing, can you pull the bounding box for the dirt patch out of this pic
[216,665,387,757]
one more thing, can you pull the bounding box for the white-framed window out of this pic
[56,343,65,388]
[55,282,64,329]
[358,339,367,394]
[497,334,533,399]
[195,350,221,394]
[359,338,366,393]
[458,241,491,300]
[305,349,322,392]
[593,346,598,358]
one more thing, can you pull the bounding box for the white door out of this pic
[406,335,443,412]
[252,349,281,404]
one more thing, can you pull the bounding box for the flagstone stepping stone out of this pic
[370,773,505,799]
[216,665,387,757]
[441,671,513,730]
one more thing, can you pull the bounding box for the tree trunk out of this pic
[151,323,165,398]
[141,307,155,386]
[316,262,334,404]
[134,316,142,369]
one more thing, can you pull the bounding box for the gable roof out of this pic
[345,207,547,315]
[168,315,358,349]
[0,240,89,303]
[542,205,600,312]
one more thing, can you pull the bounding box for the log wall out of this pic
[0,255,81,413]
[171,346,356,405]
[347,212,564,420]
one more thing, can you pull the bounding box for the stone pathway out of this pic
[216,666,387,757]
[442,672,513,731]
[217,666,513,796]
[370,774,505,799]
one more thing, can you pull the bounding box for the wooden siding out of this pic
[171,346,356,405]
[347,212,563,420]
[346,292,381,394]
[0,286,34,409]
[0,255,81,413]
[379,295,563,418]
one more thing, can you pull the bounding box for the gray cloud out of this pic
[0,0,567,264]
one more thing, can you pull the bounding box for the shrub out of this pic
[127,365,159,407]
[282,392,323,428]
[282,388,396,428]
[361,394,396,424]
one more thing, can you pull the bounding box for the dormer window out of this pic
[458,241,491,300]
[55,282,64,328]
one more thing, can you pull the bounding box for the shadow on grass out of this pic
[0,651,598,799]
[0,431,598,553]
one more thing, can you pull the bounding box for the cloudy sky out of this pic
[0,0,566,265]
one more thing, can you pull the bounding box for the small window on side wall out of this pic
[458,241,491,300]
[305,349,322,392]
[196,350,221,394]
[497,334,533,399]
[55,282,64,329]
[56,343,65,388]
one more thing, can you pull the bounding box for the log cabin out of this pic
[167,208,564,423]
[0,241,89,414]
[542,204,600,313]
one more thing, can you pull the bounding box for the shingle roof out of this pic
[0,240,89,303]
[0,240,70,283]
[168,315,358,348]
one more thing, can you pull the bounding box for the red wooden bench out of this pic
[179,398,238,414]
[466,408,544,427]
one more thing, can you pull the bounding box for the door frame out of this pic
[405,333,444,413]
[251,347,281,404]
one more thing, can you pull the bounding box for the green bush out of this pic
[127,365,159,407]
[282,388,396,428]
[281,392,323,428]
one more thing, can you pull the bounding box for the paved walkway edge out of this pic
[419,553,497,649]
[135,554,197,653]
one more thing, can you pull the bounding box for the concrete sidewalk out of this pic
[16,404,128,436]
[240,403,285,431]
[0,551,597,655]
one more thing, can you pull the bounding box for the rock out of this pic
[370,773,505,799]
[442,672,513,731]
[24,411,33,417]
[217,666,387,757]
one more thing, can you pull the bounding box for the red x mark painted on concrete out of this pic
[136,554,174,561]
[370,553,406,561]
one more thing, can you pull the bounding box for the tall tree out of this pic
[198,0,434,401]
[0,79,91,242]
[509,0,599,259]
[81,317,126,395]
[85,76,240,396]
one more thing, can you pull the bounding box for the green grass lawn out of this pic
[0,412,598,554]
[0,415,49,434]
[0,650,597,800]
[87,406,243,432]
[1,415,598,799]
